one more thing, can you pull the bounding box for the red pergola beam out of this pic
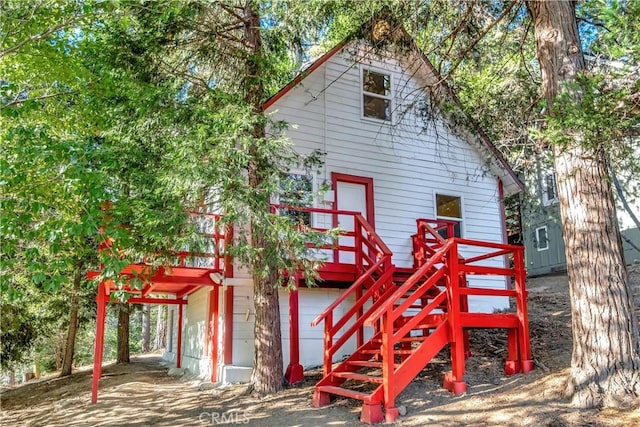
[126,297,188,305]
[141,283,155,297]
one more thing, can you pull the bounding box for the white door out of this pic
[336,181,367,264]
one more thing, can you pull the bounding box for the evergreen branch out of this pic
[215,1,247,24]
[0,17,77,59]
[435,0,521,85]
[4,89,78,107]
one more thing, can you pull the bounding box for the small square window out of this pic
[535,226,549,251]
[362,69,392,121]
[542,172,558,206]
[363,71,391,96]
[435,194,462,238]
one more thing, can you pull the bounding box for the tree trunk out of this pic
[117,303,130,364]
[141,303,151,352]
[244,3,283,394]
[527,0,640,408]
[60,262,83,377]
[154,305,166,349]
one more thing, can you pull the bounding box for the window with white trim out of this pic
[278,173,314,226]
[362,68,392,121]
[535,225,549,251]
[542,171,558,206]
[435,193,463,238]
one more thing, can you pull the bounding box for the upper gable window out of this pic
[362,68,392,121]
[435,193,463,238]
[542,171,558,206]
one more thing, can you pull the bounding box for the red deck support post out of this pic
[91,281,107,404]
[514,248,534,373]
[323,313,333,377]
[444,243,467,395]
[209,285,220,382]
[380,309,398,423]
[223,286,234,365]
[355,286,364,348]
[459,272,471,359]
[177,300,184,369]
[285,277,304,384]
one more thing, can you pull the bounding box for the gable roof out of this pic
[263,20,523,196]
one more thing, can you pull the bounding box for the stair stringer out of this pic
[315,332,383,393]
[387,321,450,400]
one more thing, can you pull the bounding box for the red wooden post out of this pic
[446,222,455,239]
[379,308,396,423]
[209,285,220,382]
[285,277,304,384]
[91,281,107,404]
[355,286,363,348]
[355,217,363,272]
[223,286,234,364]
[459,273,471,359]
[177,300,184,369]
[505,328,520,375]
[514,248,534,372]
[445,243,467,395]
[323,312,332,377]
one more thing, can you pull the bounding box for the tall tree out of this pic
[526,0,640,408]
[141,304,151,353]
[154,305,166,350]
[116,304,130,364]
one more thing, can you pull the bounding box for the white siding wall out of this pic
[172,41,513,378]
[267,44,508,313]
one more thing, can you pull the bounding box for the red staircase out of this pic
[311,218,533,423]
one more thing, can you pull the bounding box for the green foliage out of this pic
[580,0,640,62]
[537,72,640,150]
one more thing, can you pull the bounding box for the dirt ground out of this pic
[2,264,640,427]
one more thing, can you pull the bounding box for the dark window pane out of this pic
[536,227,548,250]
[363,95,391,120]
[545,174,556,200]
[363,70,390,96]
[437,221,461,239]
[436,194,462,219]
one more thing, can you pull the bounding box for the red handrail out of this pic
[311,256,389,327]
[365,240,452,327]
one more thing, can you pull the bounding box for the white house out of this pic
[160,25,524,385]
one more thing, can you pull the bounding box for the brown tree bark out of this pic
[141,303,151,353]
[527,0,640,408]
[154,305,166,349]
[243,2,284,394]
[117,303,130,364]
[60,262,83,377]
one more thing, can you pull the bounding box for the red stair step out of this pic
[316,385,372,401]
[360,348,414,355]
[372,336,429,343]
[332,372,383,383]
[347,360,399,369]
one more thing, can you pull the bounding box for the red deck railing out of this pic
[95,212,233,290]
[412,218,457,267]
[312,217,532,422]
[308,210,395,376]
